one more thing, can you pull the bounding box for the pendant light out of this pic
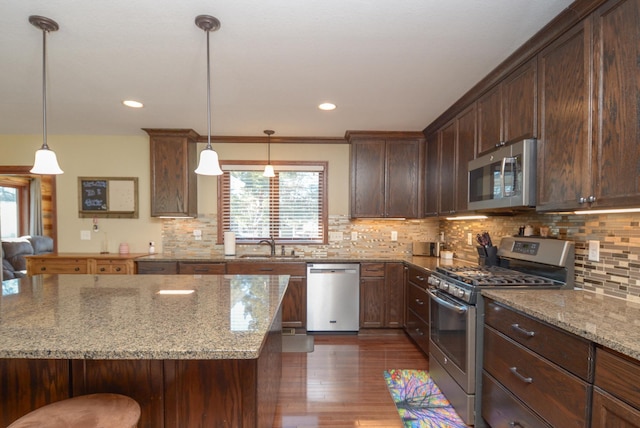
[194,15,223,176]
[29,15,63,175]
[263,130,275,177]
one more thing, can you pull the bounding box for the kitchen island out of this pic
[0,273,289,427]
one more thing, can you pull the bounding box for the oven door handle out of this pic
[427,289,468,314]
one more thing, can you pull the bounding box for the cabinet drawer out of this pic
[595,347,640,410]
[136,261,178,274]
[482,371,551,428]
[178,262,226,275]
[32,259,88,274]
[405,309,429,355]
[407,265,429,289]
[360,263,385,277]
[484,298,593,381]
[95,260,130,274]
[406,283,429,321]
[483,326,591,427]
[226,262,306,276]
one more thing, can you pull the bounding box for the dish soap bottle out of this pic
[149,241,155,254]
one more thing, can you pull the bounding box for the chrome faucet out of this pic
[258,237,276,256]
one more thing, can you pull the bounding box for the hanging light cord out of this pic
[205,25,212,150]
[40,24,50,149]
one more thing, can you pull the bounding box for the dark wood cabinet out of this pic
[477,59,537,156]
[455,105,477,212]
[137,260,178,274]
[145,129,199,218]
[537,21,591,211]
[424,133,439,216]
[359,262,404,328]
[177,262,226,275]
[347,132,424,218]
[482,298,593,427]
[439,121,456,215]
[404,265,430,355]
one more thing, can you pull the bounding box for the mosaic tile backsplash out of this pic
[162,212,640,302]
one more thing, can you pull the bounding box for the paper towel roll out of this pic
[224,231,236,256]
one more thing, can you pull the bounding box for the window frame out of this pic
[0,177,30,238]
[216,160,328,245]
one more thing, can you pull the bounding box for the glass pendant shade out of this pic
[30,147,63,174]
[263,164,275,177]
[194,146,223,175]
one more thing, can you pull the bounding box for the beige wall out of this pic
[0,134,350,253]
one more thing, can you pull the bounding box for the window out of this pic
[0,178,30,239]
[218,161,327,244]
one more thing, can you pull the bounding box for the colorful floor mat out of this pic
[384,369,468,428]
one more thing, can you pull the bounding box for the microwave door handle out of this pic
[500,157,508,198]
[501,157,516,197]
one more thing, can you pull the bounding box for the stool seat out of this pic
[8,393,141,428]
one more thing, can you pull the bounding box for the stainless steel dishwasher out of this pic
[306,263,360,332]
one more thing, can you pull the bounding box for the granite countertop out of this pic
[0,274,289,360]
[482,288,640,361]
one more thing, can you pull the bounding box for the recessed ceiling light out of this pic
[318,102,336,111]
[122,100,144,108]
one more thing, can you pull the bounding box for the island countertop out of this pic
[482,288,640,360]
[0,274,289,360]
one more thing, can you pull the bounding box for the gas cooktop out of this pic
[436,265,557,287]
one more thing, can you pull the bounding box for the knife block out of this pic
[478,246,498,266]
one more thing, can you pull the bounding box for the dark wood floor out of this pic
[273,332,429,428]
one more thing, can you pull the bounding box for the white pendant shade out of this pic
[263,164,275,177]
[194,147,223,175]
[30,147,63,175]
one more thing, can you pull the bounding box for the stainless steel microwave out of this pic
[468,139,536,211]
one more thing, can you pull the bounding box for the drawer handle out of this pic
[100,267,106,272]
[509,422,525,428]
[193,268,209,273]
[74,267,80,272]
[415,298,424,306]
[115,267,121,272]
[509,367,533,384]
[416,275,425,281]
[415,328,424,336]
[259,268,274,272]
[511,323,535,337]
[40,267,46,271]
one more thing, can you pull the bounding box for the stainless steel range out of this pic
[426,236,574,426]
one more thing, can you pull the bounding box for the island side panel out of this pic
[71,359,164,428]
[0,359,70,427]
[257,311,283,427]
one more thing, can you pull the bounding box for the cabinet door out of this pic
[424,133,439,216]
[384,263,404,328]
[592,0,640,208]
[282,276,306,329]
[502,58,537,144]
[477,85,503,155]
[359,276,385,328]
[148,130,198,218]
[537,21,591,211]
[455,105,477,212]
[386,139,423,218]
[592,387,640,428]
[439,121,456,215]
[350,140,385,217]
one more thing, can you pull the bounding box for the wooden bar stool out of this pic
[8,393,141,428]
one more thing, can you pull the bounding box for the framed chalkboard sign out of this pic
[78,177,139,218]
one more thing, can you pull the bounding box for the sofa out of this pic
[2,235,54,279]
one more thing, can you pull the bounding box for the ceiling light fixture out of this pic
[29,15,63,175]
[194,15,223,176]
[263,129,275,177]
[318,102,336,111]
[122,100,144,108]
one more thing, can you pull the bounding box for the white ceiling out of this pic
[0,0,573,138]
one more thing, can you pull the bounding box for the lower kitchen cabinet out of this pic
[177,261,225,275]
[482,298,594,427]
[359,262,404,329]
[592,347,640,427]
[136,261,178,274]
[404,265,430,355]
[227,261,306,330]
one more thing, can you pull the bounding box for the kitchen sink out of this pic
[238,254,301,259]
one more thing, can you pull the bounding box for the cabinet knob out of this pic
[587,195,596,203]
[100,267,106,272]
[578,197,587,204]
[115,267,121,272]
[40,267,46,271]
[74,267,80,272]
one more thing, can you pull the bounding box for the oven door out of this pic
[427,288,476,393]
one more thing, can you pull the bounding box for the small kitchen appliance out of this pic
[426,236,574,426]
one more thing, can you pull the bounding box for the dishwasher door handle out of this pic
[308,268,358,274]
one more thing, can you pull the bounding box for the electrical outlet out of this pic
[80,230,91,240]
[391,231,398,241]
[193,229,202,241]
[329,231,343,241]
[440,232,445,242]
[588,240,600,261]
[467,233,473,245]
[351,231,358,241]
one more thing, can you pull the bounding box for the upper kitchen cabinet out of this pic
[539,0,640,211]
[425,104,477,216]
[477,59,537,156]
[537,22,591,211]
[347,131,425,218]
[145,129,199,217]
